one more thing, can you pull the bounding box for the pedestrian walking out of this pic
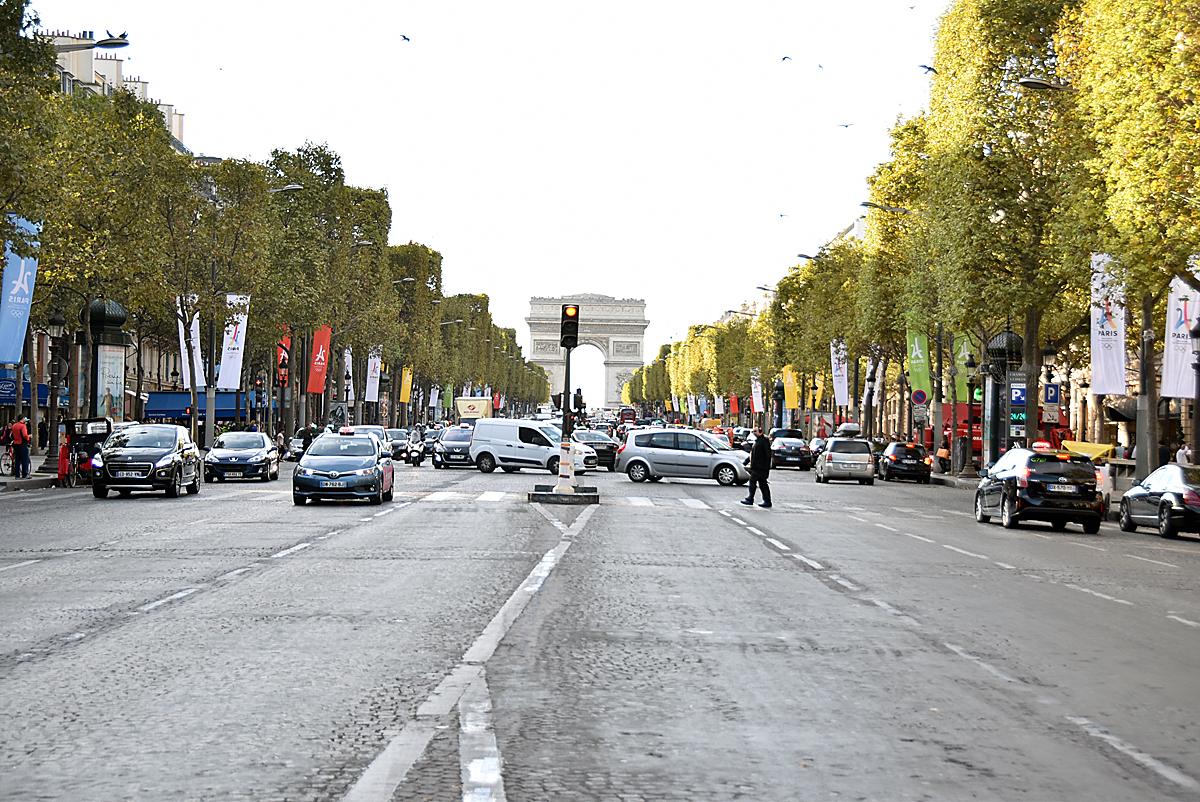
[1177,442,1191,465]
[741,426,772,508]
[10,415,31,479]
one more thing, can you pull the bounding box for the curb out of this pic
[931,473,977,490]
[0,476,58,493]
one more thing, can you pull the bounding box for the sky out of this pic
[35,0,947,406]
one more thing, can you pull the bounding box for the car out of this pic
[731,427,753,449]
[814,437,874,484]
[771,436,814,470]
[808,437,827,457]
[770,427,806,441]
[876,442,933,483]
[615,427,750,486]
[974,448,1103,533]
[347,425,388,447]
[385,428,409,460]
[91,423,202,498]
[433,426,476,468]
[571,429,618,471]
[1118,463,1200,538]
[292,432,394,505]
[470,418,596,474]
[203,431,281,482]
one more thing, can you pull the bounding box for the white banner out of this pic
[672,395,680,413]
[176,296,205,390]
[750,374,764,414]
[714,395,724,415]
[830,340,850,407]
[1090,255,1127,396]
[344,348,355,402]
[364,348,382,402]
[1161,258,1200,398]
[429,386,440,410]
[686,395,697,416]
[216,294,250,390]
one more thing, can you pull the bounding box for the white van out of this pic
[470,418,597,474]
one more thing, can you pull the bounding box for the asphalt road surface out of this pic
[1,460,1198,801]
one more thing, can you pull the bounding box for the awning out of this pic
[144,391,275,421]
[1061,440,1116,462]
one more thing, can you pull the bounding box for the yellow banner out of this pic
[399,367,413,403]
[665,397,673,412]
[782,367,799,409]
[815,374,825,408]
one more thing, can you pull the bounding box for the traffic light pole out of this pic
[553,344,577,493]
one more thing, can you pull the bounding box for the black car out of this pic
[572,429,618,470]
[877,442,932,483]
[385,428,409,460]
[203,431,280,482]
[1119,463,1200,538]
[91,424,202,499]
[974,448,1103,533]
[771,436,814,470]
[433,426,474,468]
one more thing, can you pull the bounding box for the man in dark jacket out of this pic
[741,426,772,508]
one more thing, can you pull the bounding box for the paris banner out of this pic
[830,340,850,407]
[1089,255,1126,396]
[364,348,382,402]
[215,294,250,390]
[905,330,931,400]
[176,296,205,390]
[0,217,39,364]
[307,326,332,394]
[1161,257,1200,398]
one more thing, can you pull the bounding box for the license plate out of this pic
[1047,483,1076,493]
[320,480,347,488]
[902,459,916,464]
[115,471,141,478]
[226,471,242,478]
[838,463,859,470]
[448,454,465,459]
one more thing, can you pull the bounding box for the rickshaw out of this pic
[59,417,113,487]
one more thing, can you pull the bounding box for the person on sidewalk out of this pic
[10,415,31,479]
[741,426,772,508]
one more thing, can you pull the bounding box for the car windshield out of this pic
[104,427,176,449]
[772,429,805,440]
[386,429,407,439]
[1029,455,1094,480]
[214,433,266,449]
[574,431,612,443]
[540,425,562,442]
[892,446,926,458]
[442,428,472,442]
[699,433,733,451]
[306,437,375,457]
[829,440,871,454]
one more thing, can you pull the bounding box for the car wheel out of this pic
[865,478,875,486]
[1051,519,1068,531]
[547,456,560,475]
[292,494,306,506]
[186,471,201,495]
[627,461,648,483]
[715,465,737,486]
[477,453,497,473]
[1118,501,1137,532]
[1082,518,1101,535]
[1000,493,1019,529]
[974,493,990,523]
[165,469,181,498]
[370,486,384,505]
[383,486,394,502]
[117,489,132,498]
[93,483,109,499]
[204,472,213,484]
[260,468,271,482]
[1158,504,1179,539]
[882,468,892,481]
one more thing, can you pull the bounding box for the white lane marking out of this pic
[944,642,1018,683]
[765,537,790,551]
[188,517,212,526]
[458,672,507,802]
[216,567,253,581]
[731,518,749,527]
[1066,716,1200,792]
[746,526,766,537]
[895,507,918,513]
[0,559,41,573]
[531,504,569,534]
[373,507,396,517]
[1032,533,1053,540]
[847,515,867,523]
[942,544,989,560]
[1167,614,1200,628]
[844,505,865,511]
[137,588,199,612]
[271,542,311,559]
[874,523,898,533]
[477,491,506,502]
[359,517,374,522]
[943,509,974,517]
[626,496,653,507]
[1063,582,1134,606]
[994,561,1017,570]
[425,490,460,501]
[904,532,935,543]
[718,509,732,517]
[680,498,709,509]
[829,575,859,591]
[1126,554,1178,568]
[1069,540,1107,552]
[345,506,597,802]
[792,554,824,570]
[325,529,342,537]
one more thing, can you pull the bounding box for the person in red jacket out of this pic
[10,415,31,478]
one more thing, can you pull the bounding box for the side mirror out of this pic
[979,467,989,477]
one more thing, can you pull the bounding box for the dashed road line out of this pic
[0,559,41,573]
[458,671,507,801]
[1069,540,1107,552]
[994,561,1016,570]
[717,509,732,517]
[1125,554,1178,568]
[944,642,1018,683]
[1167,614,1200,628]
[746,526,766,537]
[847,515,867,523]
[792,554,824,570]
[216,567,253,581]
[137,588,199,612]
[1066,716,1200,792]
[373,507,396,517]
[903,532,935,543]
[271,542,311,559]
[731,518,748,527]
[829,574,859,591]
[874,523,898,532]
[942,544,988,560]
[764,537,790,551]
[1063,582,1133,606]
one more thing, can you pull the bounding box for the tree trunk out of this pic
[183,309,201,444]
[1136,293,1159,479]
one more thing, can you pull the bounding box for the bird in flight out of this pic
[779,213,788,218]
[919,64,937,74]
[400,34,411,42]
[838,123,854,128]
[781,56,791,61]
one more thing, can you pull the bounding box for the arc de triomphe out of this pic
[527,294,648,407]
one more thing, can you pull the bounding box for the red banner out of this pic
[729,394,739,415]
[277,332,291,383]
[307,325,332,394]
[493,392,501,410]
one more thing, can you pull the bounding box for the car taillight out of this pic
[617,443,626,454]
[1016,466,1031,488]
[1094,469,1104,486]
[887,454,897,462]
[1184,489,1200,509]
[924,456,933,465]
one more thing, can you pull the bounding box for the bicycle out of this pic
[0,444,12,477]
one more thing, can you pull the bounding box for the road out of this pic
[1,459,1198,801]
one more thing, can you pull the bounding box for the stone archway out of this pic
[526,294,648,407]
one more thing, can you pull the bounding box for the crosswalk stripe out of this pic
[680,498,709,509]
[626,496,654,507]
[477,491,506,502]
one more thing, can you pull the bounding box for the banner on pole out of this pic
[830,340,850,407]
[399,366,413,404]
[905,330,931,399]
[729,394,739,416]
[307,326,332,394]
[715,395,724,415]
[1089,255,1127,395]
[216,294,250,390]
[343,348,355,402]
[750,371,764,415]
[428,386,440,410]
[277,331,291,384]
[952,333,975,400]
[176,296,205,390]
[364,348,382,402]
[1161,258,1200,398]
[687,395,697,416]
[0,217,39,364]
[782,366,799,409]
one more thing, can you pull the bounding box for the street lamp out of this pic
[724,310,754,318]
[1190,320,1200,463]
[796,253,817,260]
[268,183,304,194]
[756,285,777,294]
[1018,76,1075,92]
[37,310,68,475]
[865,372,877,437]
[961,353,979,477]
[859,201,917,215]
[51,31,129,53]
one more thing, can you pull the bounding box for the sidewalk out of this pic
[0,474,58,493]
[931,472,977,490]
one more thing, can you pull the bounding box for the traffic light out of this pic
[560,304,579,348]
[551,392,563,410]
[573,388,584,412]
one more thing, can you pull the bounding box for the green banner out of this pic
[444,384,454,410]
[952,333,975,401]
[905,329,932,401]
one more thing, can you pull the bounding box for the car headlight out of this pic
[435,444,445,452]
[250,451,268,463]
[352,467,376,476]
[155,454,176,468]
[204,452,216,462]
[296,467,312,477]
[91,454,104,468]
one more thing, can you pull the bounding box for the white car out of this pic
[470,418,596,474]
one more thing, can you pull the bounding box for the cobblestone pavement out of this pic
[2,461,1199,800]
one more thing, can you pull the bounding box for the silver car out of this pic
[615,427,750,486]
[814,437,875,485]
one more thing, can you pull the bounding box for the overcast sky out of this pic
[36,0,946,405]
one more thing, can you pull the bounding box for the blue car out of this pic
[292,431,394,506]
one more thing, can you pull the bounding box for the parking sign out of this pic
[1044,383,1060,405]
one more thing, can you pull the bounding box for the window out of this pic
[676,434,706,452]
[519,427,550,447]
[441,428,471,442]
[829,440,871,455]
[1143,466,1172,492]
[215,433,267,449]
[634,434,652,447]
[105,427,177,450]
[307,437,375,457]
[648,432,676,450]
[1028,454,1094,481]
